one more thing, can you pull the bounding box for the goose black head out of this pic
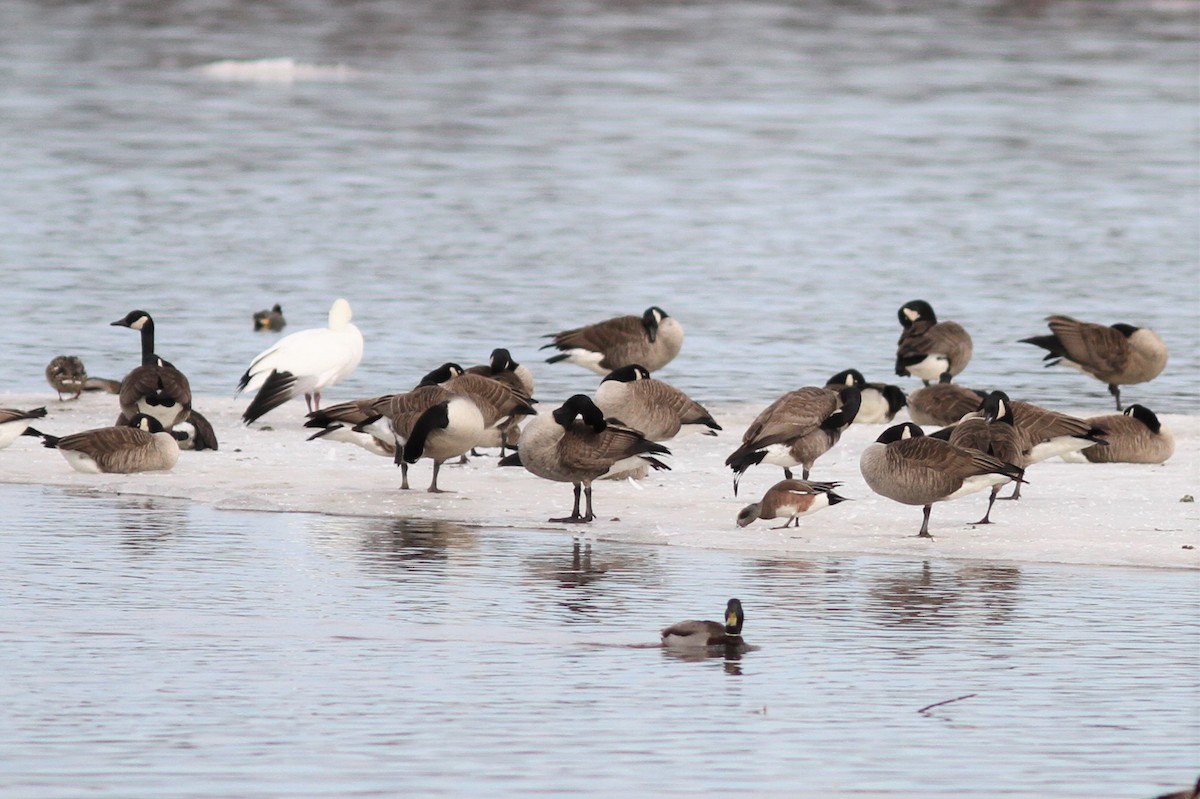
[827,368,866,388]
[489,348,517,372]
[835,385,862,427]
[603,364,651,384]
[111,310,153,331]
[641,306,669,343]
[553,394,607,432]
[418,362,465,387]
[981,390,1014,425]
[898,300,936,328]
[1110,323,1139,338]
[128,413,166,434]
[1124,404,1161,433]
[882,385,908,415]
[877,421,923,444]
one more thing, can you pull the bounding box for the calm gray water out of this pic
[0,0,1197,412]
[0,483,1197,797]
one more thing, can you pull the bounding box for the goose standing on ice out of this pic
[594,364,721,441]
[895,300,973,384]
[111,310,193,430]
[237,298,363,425]
[725,385,860,495]
[40,413,181,474]
[505,394,671,523]
[934,391,1027,525]
[1019,314,1168,410]
[0,407,48,449]
[542,306,684,374]
[398,394,487,493]
[860,422,1025,538]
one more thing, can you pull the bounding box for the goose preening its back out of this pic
[253,303,286,331]
[860,422,1025,538]
[895,300,974,384]
[736,479,849,529]
[825,369,907,424]
[1020,314,1168,410]
[542,306,684,375]
[40,413,180,474]
[1078,404,1173,464]
[0,407,48,449]
[725,386,860,495]
[398,394,487,493]
[111,310,193,430]
[506,394,671,523]
[594,364,721,442]
[906,374,988,427]
[933,391,1026,525]
[237,298,364,425]
[661,598,746,651]
[1001,398,1106,499]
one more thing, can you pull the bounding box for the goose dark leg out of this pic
[974,486,1001,525]
[313,391,321,410]
[783,468,793,480]
[1000,481,1022,501]
[801,466,810,480]
[428,460,451,493]
[917,505,934,538]
[305,393,313,413]
[1109,383,1122,411]
[550,483,586,523]
[582,483,595,522]
[399,462,410,490]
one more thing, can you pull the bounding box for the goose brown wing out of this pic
[643,380,718,428]
[550,314,643,351]
[386,386,451,439]
[119,365,192,419]
[1045,315,1128,374]
[949,418,1024,466]
[741,388,837,449]
[1010,401,1093,444]
[446,373,533,427]
[56,425,154,460]
[558,421,662,474]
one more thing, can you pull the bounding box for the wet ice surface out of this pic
[0,482,1196,798]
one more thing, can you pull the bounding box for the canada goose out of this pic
[253,303,286,332]
[895,300,974,384]
[511,394,671,523]
[661,598,746,650]
[542,306,684,374]
[825,369,907,424]
[1000,398,1105,499]
[172,409,219,451]
[0,407,48,449]
[45,355,86,400]
[906,374,988,426]
[41,413,180,474]
[594,364,721,441]
[438,367,536,455]
[1078,404,1173,464]
[736,479,849,529]
[375,386,457,488]
[237,298,364,424]
[937,391,1026,524]
[859,422,1025,538]
[1020,315,1168,410]
[304,394,397,457]
[465,348,536,454]
[725,386,861,495]
[111,310,193,430]
[399,395,487,492]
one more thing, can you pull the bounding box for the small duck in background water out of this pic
[45,356,121,400]
[661,598,747,652]
[253,304,287,332]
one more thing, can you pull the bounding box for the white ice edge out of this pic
[2,392,1197,570]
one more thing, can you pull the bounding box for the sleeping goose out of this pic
[41,413,180,474]
[895,300,974,384]
[1019,315,1168,410]
[906,374,988,427]
[860,422,1025,538]
[725,386,860,495]
[594,364,721,441]
[736,479,849,529]
[111,310,193,430]
[237,298,364,425]
[542,306,684,375]
[0,407,48,449]
[825,369,907,424]
[506,394,671,523]
[1078,404,1173,464]
[661,598,746,651]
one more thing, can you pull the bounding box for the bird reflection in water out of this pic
[525,541,659,619]
[115,496,188,553]
[660,643,747,676]
[357,517,476,573]
[868,560,1022,629]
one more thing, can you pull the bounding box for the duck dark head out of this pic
[898,300,936,328]
[603,364,651,384]
[1124,404,1161,433]
[724,598,744,636]
[877,421,923,444]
